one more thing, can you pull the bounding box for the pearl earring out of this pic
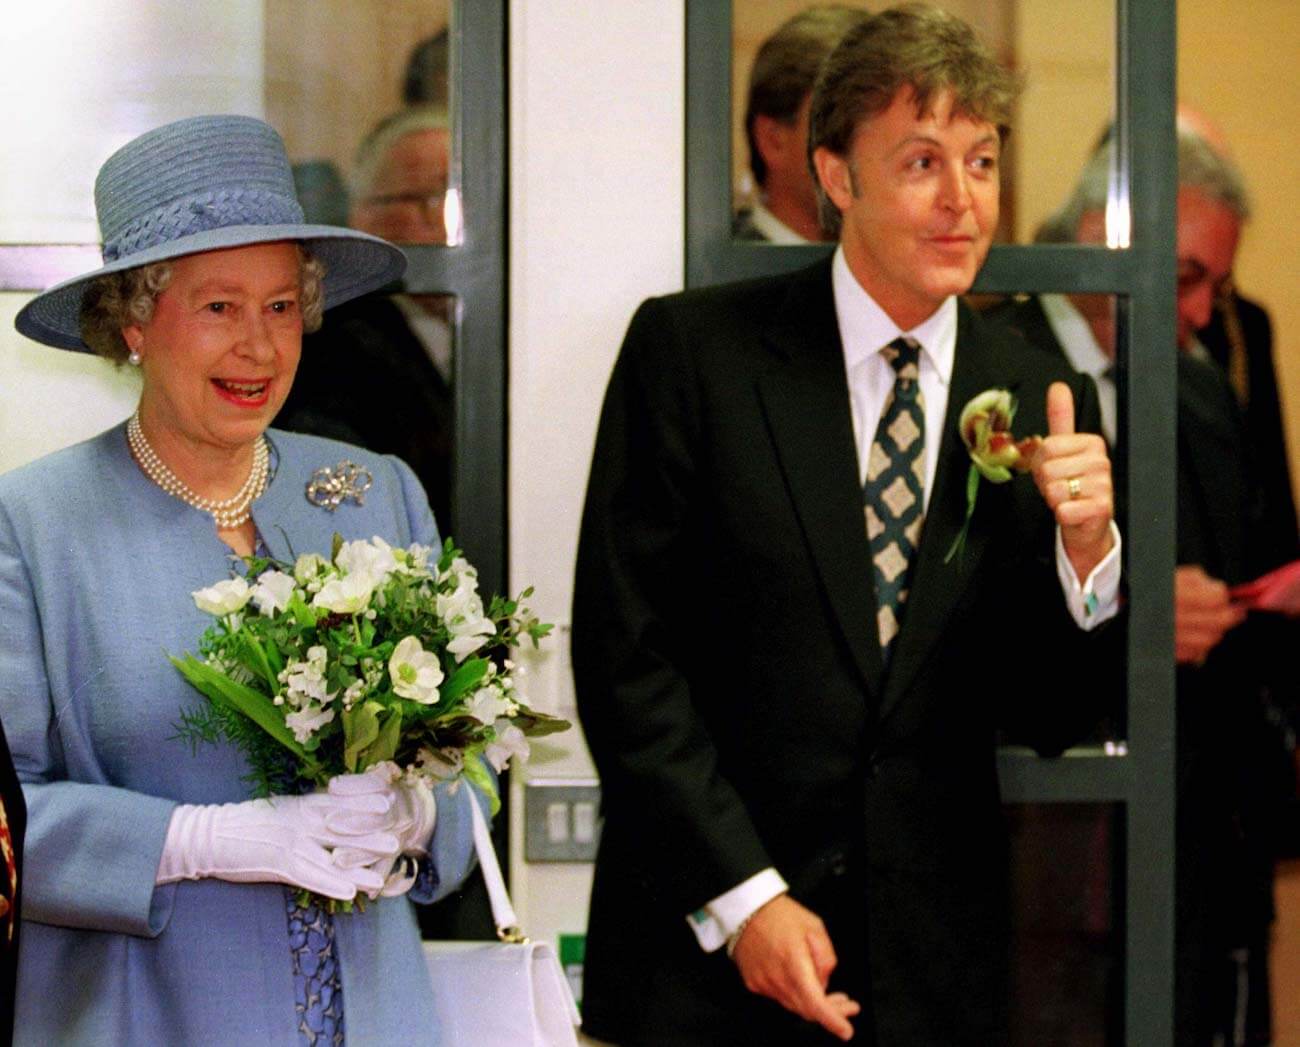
[128,349,142,366]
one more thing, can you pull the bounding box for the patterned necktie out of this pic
[863,336,925,660]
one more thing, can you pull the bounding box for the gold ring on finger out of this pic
[1066,476,1083,500]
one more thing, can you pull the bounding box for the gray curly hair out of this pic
[78,244,326,363]
[1035,126,1251,244]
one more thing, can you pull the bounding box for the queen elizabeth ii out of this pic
[1,114,485,1045]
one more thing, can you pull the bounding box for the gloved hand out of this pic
[328,761,437,896]
[156,791,400,901]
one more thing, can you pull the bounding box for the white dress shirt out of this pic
[749,199,812,245]
[687,251,1123,952]
[1039,293,1117,445]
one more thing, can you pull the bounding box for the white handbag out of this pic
[423,797,582,1046]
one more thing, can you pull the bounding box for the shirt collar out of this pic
[831,244,955,384]
[1039,293,1113,377]
[750,199,812,245]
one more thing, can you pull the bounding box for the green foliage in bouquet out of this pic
[172,535,566,811]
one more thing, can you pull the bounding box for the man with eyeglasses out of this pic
[992,124,1293,1047]
[276,105,457,530]
[1174,110,1299,580]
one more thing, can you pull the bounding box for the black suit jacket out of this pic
[1199,294,1299,573]
[573,262,1116,1046]
[276,295,454,531]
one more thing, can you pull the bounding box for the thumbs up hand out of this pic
[1030,382,1115,581]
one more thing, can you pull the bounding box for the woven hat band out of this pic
[102,188,305,263]
[14,114,408,352]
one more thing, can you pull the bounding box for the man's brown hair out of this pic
[744,5,873,189]
[808,3,1020,234]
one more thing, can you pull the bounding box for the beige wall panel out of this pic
[1014,0,1112,241]
[1180,0,1300,516]
[265,0,448,179]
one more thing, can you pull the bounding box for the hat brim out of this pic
[14,223,407,352]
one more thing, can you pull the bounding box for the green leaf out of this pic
[262,638,284,677]
[462,752,500,816]
[359,705,403,768]
[440,658,490,705]
[512,709,572,737]
[239,633,280,692]
[288,593,317,628]
[331,533,344,562]
[342,701,382,772]
[169,654,315,769]
[944,466,981,565]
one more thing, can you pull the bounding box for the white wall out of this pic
[0,2,265,473]
[506,0,685,953]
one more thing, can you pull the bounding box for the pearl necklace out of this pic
[126,412,269,530]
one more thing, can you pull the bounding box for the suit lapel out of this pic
[878,305,1014,721]
[755,263,886,699]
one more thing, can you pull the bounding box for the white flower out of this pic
[282,646,333,708]
[484,722,529,772]
[446,631,493,660]
[465,684,511,725]
[336,537,399,584]
[293,553,330,586]
[397,543,433,575]
[192,577,252,616]
[388,636,444,704]
[438,577,496,660]
[285,703,336,744]
[439,556,476,586]
[342,678,367,710]
[312,571,378,614]
[250,570,296,616]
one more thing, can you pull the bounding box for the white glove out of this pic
[156,791,400,901]
[328,761,437,896]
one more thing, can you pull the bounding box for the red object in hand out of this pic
[1229,559,1300,614]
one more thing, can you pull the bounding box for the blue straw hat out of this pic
[16,114,407,352]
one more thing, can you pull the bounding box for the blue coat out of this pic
[0,424,482,1046]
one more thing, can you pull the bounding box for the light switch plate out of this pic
[523,779,602,862]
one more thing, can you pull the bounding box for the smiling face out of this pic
[814,87,1000,329]
[125,241,304,460]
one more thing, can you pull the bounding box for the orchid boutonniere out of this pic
[944,389,1043,563]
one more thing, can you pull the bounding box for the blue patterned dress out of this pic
[286,891,345,1045]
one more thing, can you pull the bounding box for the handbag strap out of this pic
[467,790,527,943]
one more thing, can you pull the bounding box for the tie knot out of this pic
[883,336,921,384]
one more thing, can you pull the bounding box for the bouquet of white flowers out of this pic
[172,535,565,813]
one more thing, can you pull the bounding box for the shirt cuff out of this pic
[685,867,789,953]
[1055,520,1122,630]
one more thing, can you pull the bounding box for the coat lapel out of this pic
[877,305,1014,721]
[755,263,886,699]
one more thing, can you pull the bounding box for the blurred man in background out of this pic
[733,5,871,244]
